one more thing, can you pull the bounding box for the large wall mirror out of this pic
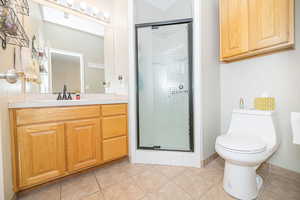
[28,0,113,94]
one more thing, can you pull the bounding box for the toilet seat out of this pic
[216,135,267,154]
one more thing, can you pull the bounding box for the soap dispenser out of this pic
[239,98,245,109]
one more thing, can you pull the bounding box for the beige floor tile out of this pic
[94,165,131,189]
[258,188,284,200]
[102,177,146,200]
[61,172,100,200]
[260,173,300,200]
[173,169,218,199]
[198,168,223,185]
[17,183,60,200]
[270,165,300,184]
[155,182,193,200]
[80,192,105,200]
[205,158,225,171]
[121,163,155,177]
[258,187,300,200]
[132,168,170,193]
[199,184,235,200]
[153,165,187,179]
[139,193,157,200]
[16,159,300,200]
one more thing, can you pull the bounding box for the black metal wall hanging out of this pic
[0,6,29,49]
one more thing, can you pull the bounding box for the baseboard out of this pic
[202,152,219,167]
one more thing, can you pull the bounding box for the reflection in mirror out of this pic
[29,1,108,94]
[50,50,83,93]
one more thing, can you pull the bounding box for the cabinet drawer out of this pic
[16,106,100,125]
[102,116,127,139]
[103,136,127,162]
[101,104,127,116]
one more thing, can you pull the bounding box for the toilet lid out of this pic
[216,134,267,153]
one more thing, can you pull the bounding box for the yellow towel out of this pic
[254,97,275,111]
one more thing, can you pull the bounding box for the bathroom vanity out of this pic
[9,101,128,191]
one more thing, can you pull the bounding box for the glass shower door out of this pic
[136,19,193,152]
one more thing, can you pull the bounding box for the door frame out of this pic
[135,18,194,152]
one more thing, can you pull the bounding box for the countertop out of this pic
[8,95,128,109]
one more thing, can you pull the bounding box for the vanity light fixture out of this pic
[43,0,110,23]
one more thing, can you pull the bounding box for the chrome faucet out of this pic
[57,85,72,100]
[62,85,68,100]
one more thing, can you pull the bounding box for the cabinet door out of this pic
[249,0,291,50]
[220,0,249,59]
[66,119,101,171]
[17,123,66,187]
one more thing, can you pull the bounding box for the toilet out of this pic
[215,110,279,200]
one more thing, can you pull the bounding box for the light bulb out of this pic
[103,12,110,19]
[92,7,99,16]
[66,0,73,7]
[80,2,87,11]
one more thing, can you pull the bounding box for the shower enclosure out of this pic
[136,19,194,152]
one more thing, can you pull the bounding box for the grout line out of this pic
[59,182,62,200]
[93,170,103,193]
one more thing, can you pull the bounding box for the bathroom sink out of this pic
[32,99,88,102]
[8,95,128,109]
[291,112,300,145]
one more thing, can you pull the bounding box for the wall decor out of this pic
[0,0,29,49]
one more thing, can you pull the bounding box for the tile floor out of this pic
[17,158,300,200]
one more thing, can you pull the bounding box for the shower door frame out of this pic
[135,18,194,152]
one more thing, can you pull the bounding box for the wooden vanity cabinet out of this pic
[220,0,294,62]
[10,104,128,191]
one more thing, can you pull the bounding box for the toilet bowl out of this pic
[215,110,279,200]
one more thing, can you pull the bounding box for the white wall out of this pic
[220,1,300,173]
[0,114,4,200]
[111,0,129,94]
[135,0,193,24]
[200,0,220,159]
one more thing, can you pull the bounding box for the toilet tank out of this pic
[228,110,277,149]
